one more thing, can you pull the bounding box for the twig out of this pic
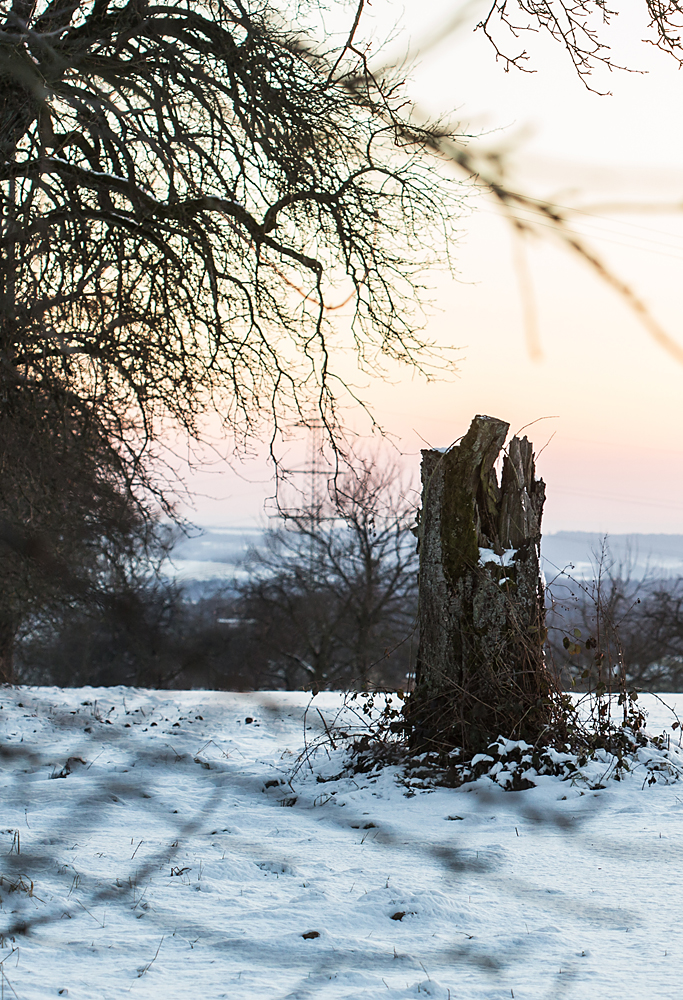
[1,969,19,1000]
[316,709,337,750]
[76,899,105,929]
[133,936,164,983]
[647,692,683,747]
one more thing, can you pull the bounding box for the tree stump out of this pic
[408,414,554,755]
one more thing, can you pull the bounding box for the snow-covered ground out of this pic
[0,688,682,999]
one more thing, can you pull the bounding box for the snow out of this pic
[1,688,682,998]
[165,558,241,581]
[478,547,517,568]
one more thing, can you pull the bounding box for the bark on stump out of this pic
[0,614,14,685]
[408,414,553,755]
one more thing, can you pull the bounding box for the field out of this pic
[0,687,681,999]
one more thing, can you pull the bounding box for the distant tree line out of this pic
[5,0,683,702]
[14,473,683,695]
[14,458,419,691]
[0,0,463,687]
[547,557,683,693]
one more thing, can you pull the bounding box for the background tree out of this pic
[3,0,683,689]
[237,455,418,691]
[0,0,462,464]
[547,551,683,692]
[16,575,243,689]
[0,0,464,666]
[0,380,168,681]
[14,455,419,692]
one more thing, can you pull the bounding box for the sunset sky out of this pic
[182,1,683,534]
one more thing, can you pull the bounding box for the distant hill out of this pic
[163,526,683,588]
[541,532,683,580]
[163,526,262,585]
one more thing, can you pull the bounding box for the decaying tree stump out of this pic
[408,414,556,755]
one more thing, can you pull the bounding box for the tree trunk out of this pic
[408,414,554,755]
[0,613,15,685]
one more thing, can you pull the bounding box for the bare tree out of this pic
[3,0,683,685]
[0,382,170,681]
[0,0,466,670]
[547,547,683,692]
[4,0,682,477]
[237,455,418,691]
[16,575,222,689]
[0,0,463,471]
[475,0,683,87]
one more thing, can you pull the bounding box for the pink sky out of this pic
[179,3,683,533]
